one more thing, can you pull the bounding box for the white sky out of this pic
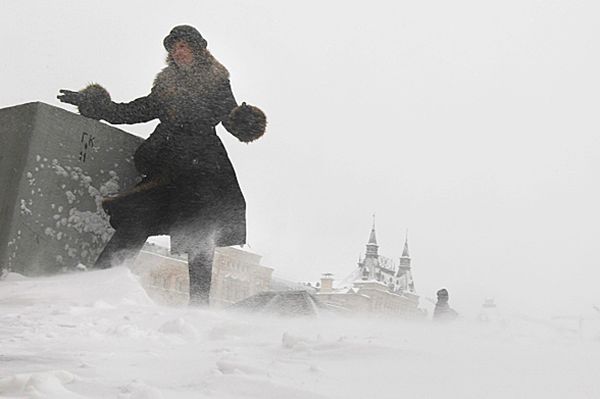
[1,0,599,315]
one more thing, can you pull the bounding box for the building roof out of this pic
[228,290,323,316]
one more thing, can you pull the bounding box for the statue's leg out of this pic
[94,228,148,269]
[95,180,170,270]
[188,242,216,306]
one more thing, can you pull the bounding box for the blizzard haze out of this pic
[1,1,600,316]
[1,268,599,398]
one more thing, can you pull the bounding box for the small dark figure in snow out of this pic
[58,25,266,305]
[433,288,458,321]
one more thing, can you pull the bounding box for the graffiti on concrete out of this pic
[79,132,96,163]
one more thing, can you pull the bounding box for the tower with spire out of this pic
[400,231,410,268]
[316,217,421,317]
[396,232,415,293]
[360,215,380,280]
[355,219,416,294]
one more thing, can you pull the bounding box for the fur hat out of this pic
[163,25,207,55]
[226,103,267,143]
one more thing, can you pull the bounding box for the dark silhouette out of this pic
[433,288,458,321]
[58,25,266,305]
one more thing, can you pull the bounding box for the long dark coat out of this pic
[83,55,258,254]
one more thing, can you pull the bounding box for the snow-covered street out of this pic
[1,268,599,399]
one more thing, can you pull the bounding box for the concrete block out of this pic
[0,102,144,275]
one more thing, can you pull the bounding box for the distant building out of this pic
[316,220,423,318]
[357,223,416,295]
[210,246,273,308]
[271,275,316,292]
[130,244,273,307]
[131,246,188,305]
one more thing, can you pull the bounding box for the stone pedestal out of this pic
[0,102,144,275]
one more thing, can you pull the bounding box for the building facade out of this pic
[210,246,273,308]
[130,244,273,307]
[316,221,423,318]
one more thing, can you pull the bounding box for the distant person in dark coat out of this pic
[58,25,266,305]
[433,288,458,321]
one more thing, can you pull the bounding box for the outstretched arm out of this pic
[58,84,159,124]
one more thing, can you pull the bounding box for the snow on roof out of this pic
[335,267,362,288]
[139,249,187,265]
[353,279,387,285]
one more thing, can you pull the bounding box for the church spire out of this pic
[364,215,379,279]
[402,230,409,257]
[368,214,378,245]
[398,229,411,272]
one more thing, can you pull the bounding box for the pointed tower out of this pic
[398,231,411,270]
[366,216,379,258]
[395,231,412,292]
[359,215,380,280]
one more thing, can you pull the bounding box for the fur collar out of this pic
[153,50,229,93]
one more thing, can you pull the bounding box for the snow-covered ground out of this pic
[1,268,599,399]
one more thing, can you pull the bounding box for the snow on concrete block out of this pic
[0,102,143,275]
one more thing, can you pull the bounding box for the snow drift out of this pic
[1,267,599,398]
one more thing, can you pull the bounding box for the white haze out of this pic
[1,1,599,317]
[1,268,600,398]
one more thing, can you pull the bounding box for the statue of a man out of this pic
[58,25,267,305]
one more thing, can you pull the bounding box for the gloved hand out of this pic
[225,101,266,142]
[57,89,84,106]
[57,84,112,120]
